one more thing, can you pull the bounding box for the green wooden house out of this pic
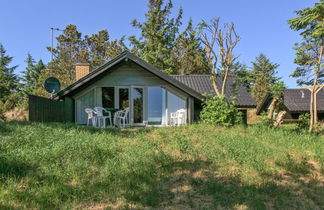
[30,51,256,126]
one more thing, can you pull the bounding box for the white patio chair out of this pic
[85,108,96,126]
[177,109,186,125]
[114,108,129,128]
[94,107,112,128]
[170,112,178,126]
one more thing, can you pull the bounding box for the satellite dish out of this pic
[44,77,61,94]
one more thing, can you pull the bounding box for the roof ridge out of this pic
[172,74,210,76]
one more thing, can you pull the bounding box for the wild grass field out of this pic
[0,122,323,209]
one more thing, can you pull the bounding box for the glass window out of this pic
[147,87,163,125]
[102,87,115,108]
[133,88,143,124]
[119,88,129,110]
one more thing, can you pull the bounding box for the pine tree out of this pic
[129,0,182,74]
[47,24,88,86]
[85,30,126,69]
[47,25,126,88]
[172,19,208,74]
[0,44,18,102]
[21,53,45,94]
[250,53,280,105]
[232,61,252,91]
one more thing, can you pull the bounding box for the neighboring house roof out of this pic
[284,89,324,111]
[55,51,256,108]
[256,89,324,114]
[172,75,256,107]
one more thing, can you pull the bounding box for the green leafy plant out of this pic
[259,111,274,128]
[0,105,5,122]
[200,96,242,126]
[297,113,310,130]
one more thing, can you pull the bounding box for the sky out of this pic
[0,0,318,88]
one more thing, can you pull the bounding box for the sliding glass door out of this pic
[100,86,169,126]
[132,87,144,124]
[147,87,164,125]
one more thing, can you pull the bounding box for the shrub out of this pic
[200,96,242,126]
[2,93,24,112]
[0,110,5,122]
[258,112,274,128]
[297,113,310,130]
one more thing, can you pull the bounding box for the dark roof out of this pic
[55,51,203,101]
[284,89,324,112]
[257,88,324,114]
[172,75,256,107]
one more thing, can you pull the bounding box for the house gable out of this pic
[55,51,203,101]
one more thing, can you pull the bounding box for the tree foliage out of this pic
[21,53,46,94]
[85,30,127,68]
[250,53,280,105]
[288,0,323,86]
[47,24,126,87]
[290,38,324,85]
[232,61,252,91]
[288,0,324,132]
[172,19,208,74]
[130,0,208,74]
[288,0,324,38]
[0,44,19,102]
[129,0,182,74]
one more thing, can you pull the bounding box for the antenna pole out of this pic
[51,27,54,62]
[50,27,62,63]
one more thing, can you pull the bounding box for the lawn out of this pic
[0,122,323,209]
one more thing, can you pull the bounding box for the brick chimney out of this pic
[75,63,90,81]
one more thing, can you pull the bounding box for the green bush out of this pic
[2,93,24,111]
[200,96,242,126]
[297,113,310,130]
[258,112,274,128]
[0,101,5,122]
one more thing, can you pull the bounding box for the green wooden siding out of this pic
[29,95,74,122]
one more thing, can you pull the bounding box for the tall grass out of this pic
[0,122,323,209]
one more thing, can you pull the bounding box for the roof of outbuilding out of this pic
[284,89,324,112]
[172,75,256,107]
[256,88,324,114]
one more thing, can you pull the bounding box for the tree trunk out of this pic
[314,88,318,124]
[309,89,314,132]
[211,74,221,96]
[273,111,287,128]
[267,98,278,119]
[221,67,229,96]
[314,85,324,125]
[311,45,324,132]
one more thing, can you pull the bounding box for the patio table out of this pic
[104,108,119,125]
